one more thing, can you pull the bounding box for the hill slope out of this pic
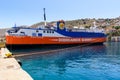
[30,17,120,29]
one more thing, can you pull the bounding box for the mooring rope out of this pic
[13,38,105,57]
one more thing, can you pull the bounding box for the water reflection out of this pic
[48,44,107,74]
[17,43,120,80]
[105,42,120,55]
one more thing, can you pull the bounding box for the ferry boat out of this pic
[5,20,106,46]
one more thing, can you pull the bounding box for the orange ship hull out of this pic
[6,35,106,45]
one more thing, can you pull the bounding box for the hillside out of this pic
[0,29,8,37]
[30,17,120,30]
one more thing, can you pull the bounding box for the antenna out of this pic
[14,23,16,27]
[43,8,47,26]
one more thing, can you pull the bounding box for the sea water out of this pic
[16,42,120,80]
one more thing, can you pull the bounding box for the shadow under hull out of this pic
[6,43,104,50]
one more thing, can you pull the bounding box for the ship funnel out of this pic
[57,20,66,31]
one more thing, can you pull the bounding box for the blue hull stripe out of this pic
[56,30,106,38]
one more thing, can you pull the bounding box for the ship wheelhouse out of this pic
[7,27,21,34]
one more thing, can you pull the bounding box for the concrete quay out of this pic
[0,49,33,80]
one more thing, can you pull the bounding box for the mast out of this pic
[43,8,47,26]
[14,23,16,27]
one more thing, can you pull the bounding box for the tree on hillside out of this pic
[114,26,120,30]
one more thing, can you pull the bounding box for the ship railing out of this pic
[9,33,27,36]
[66,28,87,32]
[66,28,105,33]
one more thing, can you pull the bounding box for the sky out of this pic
[0,0,120,28]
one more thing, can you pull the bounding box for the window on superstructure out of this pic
[47,30,49,33]
[20,32,25,34]
[52,31,54,33]
[49,30,51,33]
[43,30,45,33]
[20,32,25,35]
[36,30,39,32]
